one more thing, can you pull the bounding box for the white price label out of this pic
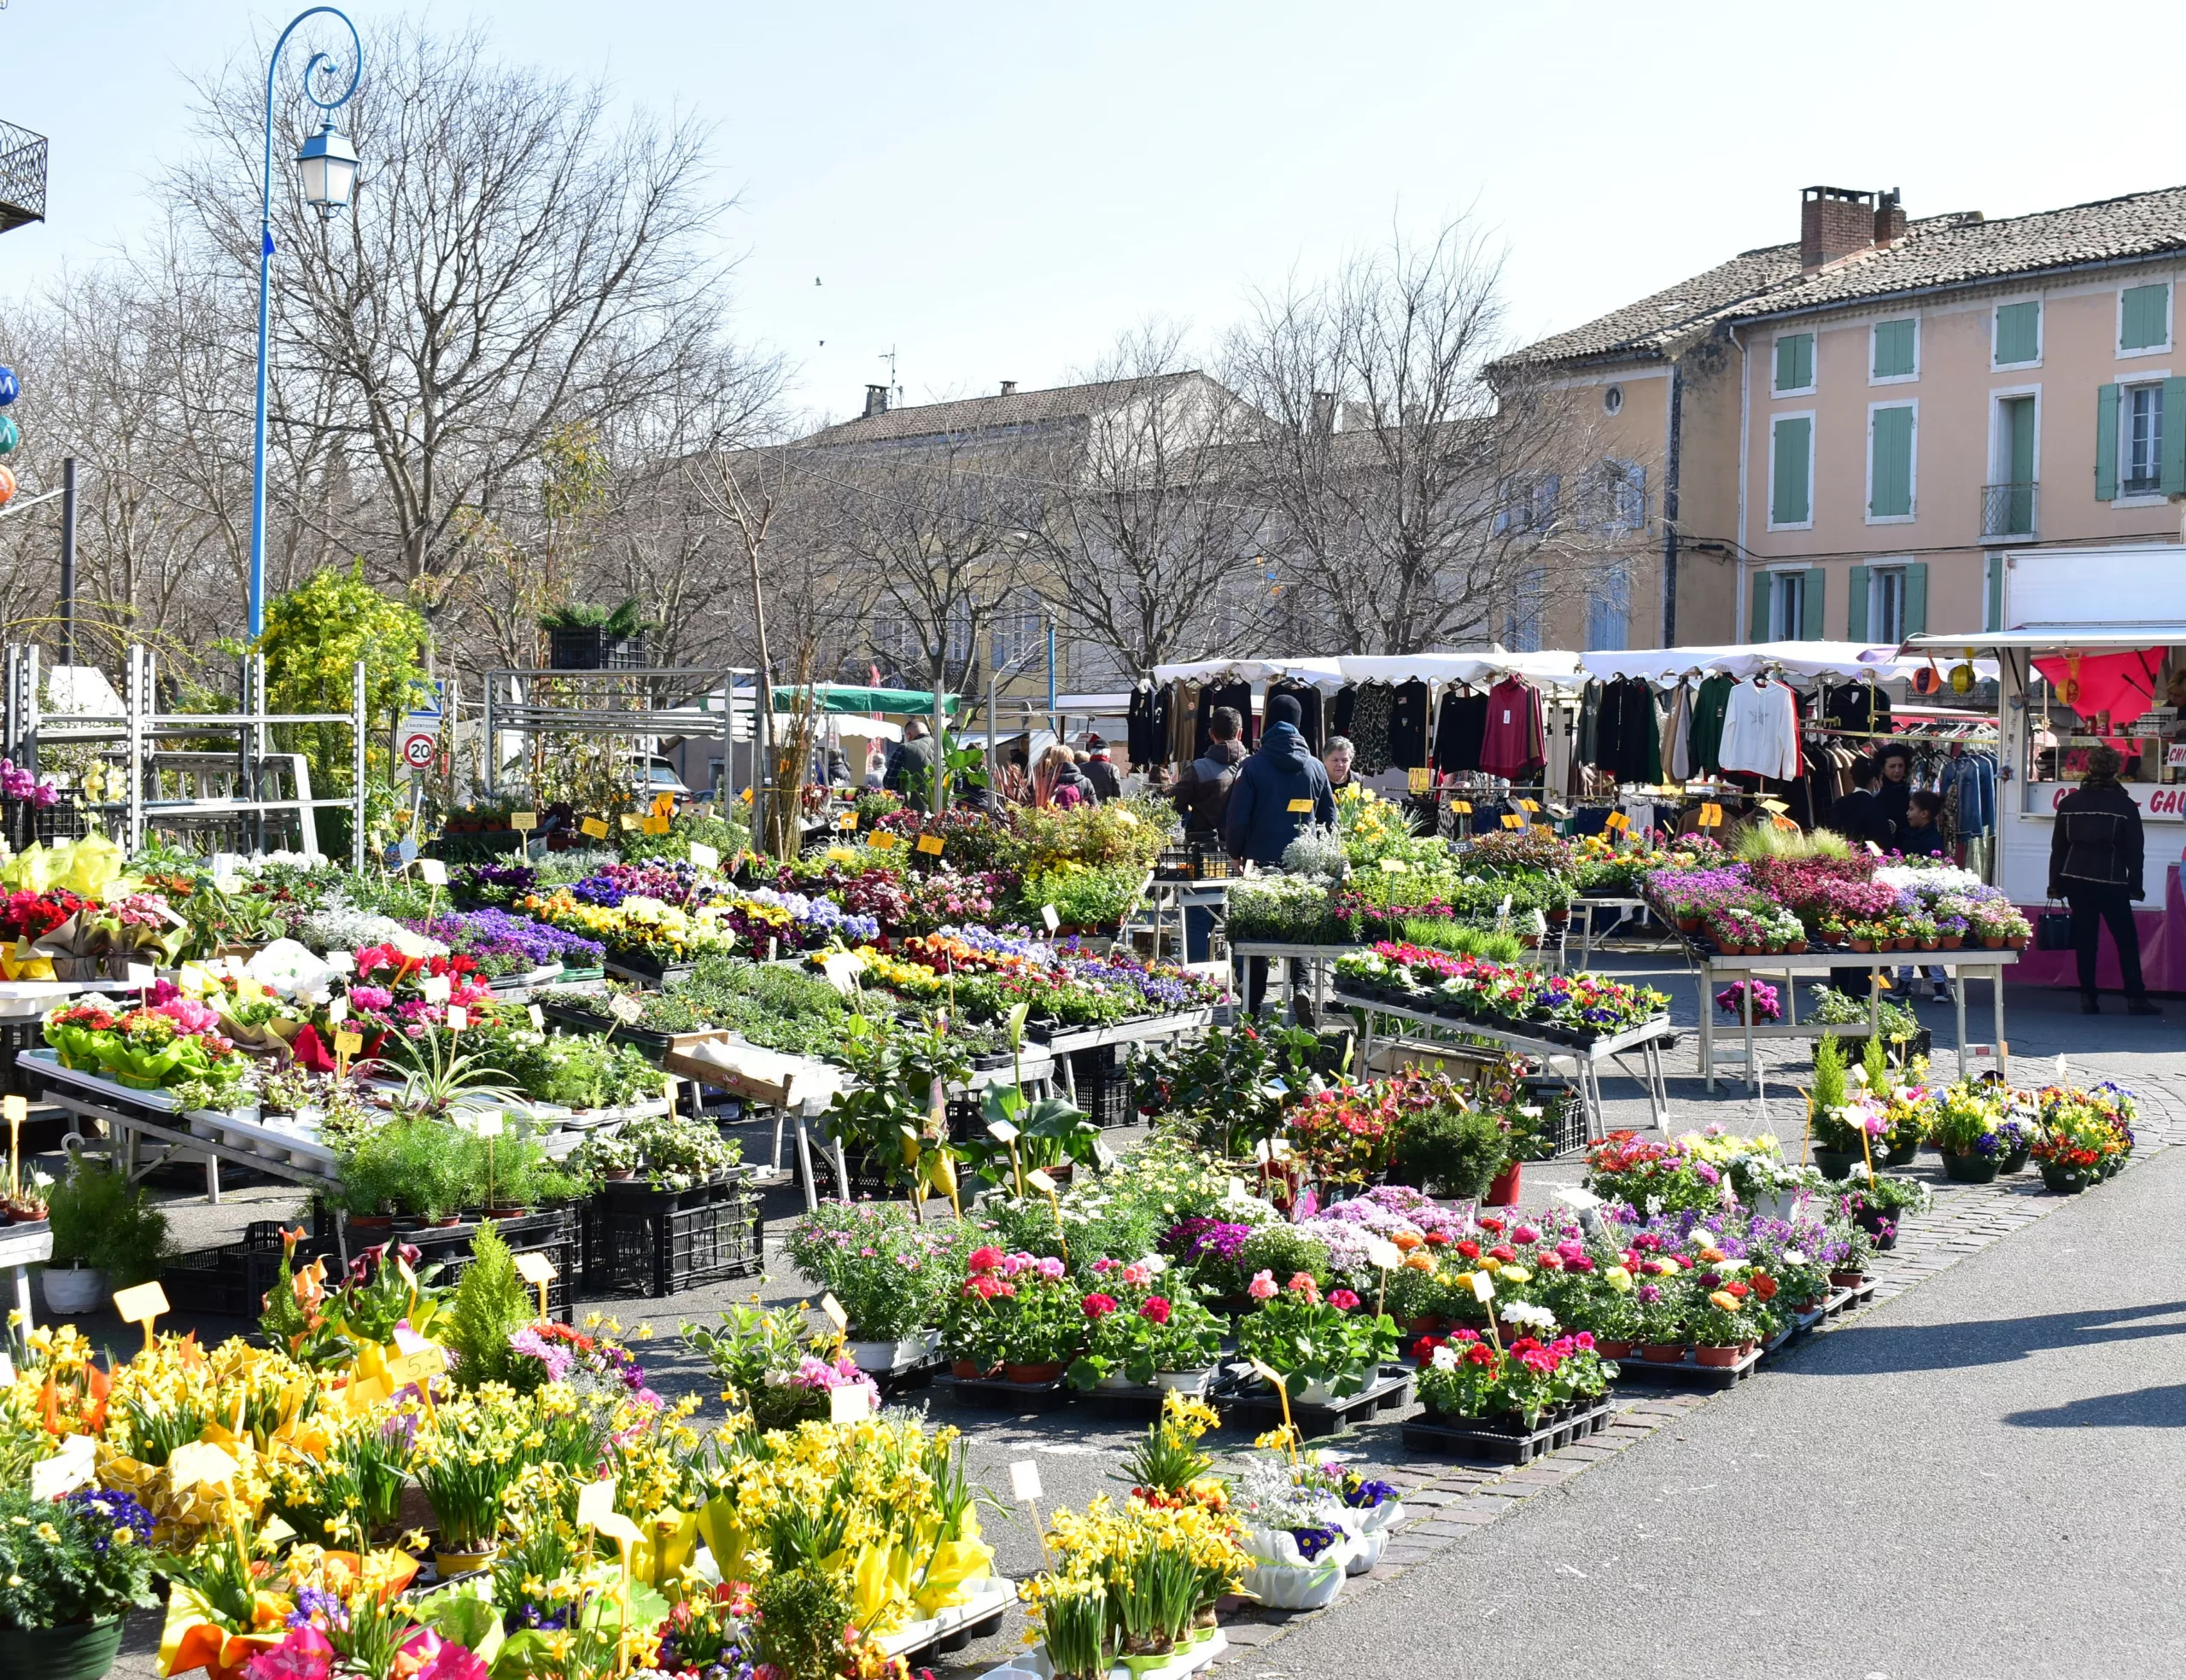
[125,963,156,988]
[819,1292,850,1331]
[829,1385,869,1425]
[464,1110,506,1139]
[444,1006,468,1032]
[418,975,452,1004]
[688,842,720,871]
[415,858,448,886]
[1009,1460,1043,1502]
[1041,904,1061,933]
[607,994,645,1025]
[326,996,348,1025]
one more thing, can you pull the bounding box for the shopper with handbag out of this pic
[2048,744,2160,1016]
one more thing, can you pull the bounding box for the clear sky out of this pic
[3,1,2182,426]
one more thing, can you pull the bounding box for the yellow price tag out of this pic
[1500,814,1524,830]
[641,814,671,835]
[1286,798,1313,814]
[1407,767,1432,793]
[619,814,642,831]
[818,1292,850,1332]
[1604,810,1630,831]
[837,812,858,830]
[511,811,538,832]
[1451,800,1473,814]
[334,1029,364,1057]
[1758,797,1790,814]
[652,792,676,817]
[1698,802,1724,828]
[916,833,944,855]
[112,1281,169,1325]
[581,816,611,840]
[512,1251,557,1287]
[1517,798,1540,813]
[868,831,897,850]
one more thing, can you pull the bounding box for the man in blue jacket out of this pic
[1225,691,1337,1025]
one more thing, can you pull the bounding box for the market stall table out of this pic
[1690,946,2018,1097]
[0,1221,50,1341]
[1337,990,1674,1146]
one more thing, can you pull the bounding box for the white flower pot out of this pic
[846,1330,939,1374]
[1237,1525,1351,1608]
[1342,1500,1403,1574]
[1154,1368,1212,1395]
[41,1265,105,1315]
[1096,1373,1137,1391]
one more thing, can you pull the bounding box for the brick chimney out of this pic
[1801,185,1879,271]
[999,381,1017,396]
[1873,187,1907,247]
[862,383,890,418]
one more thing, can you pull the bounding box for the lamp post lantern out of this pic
[249,9,362,642]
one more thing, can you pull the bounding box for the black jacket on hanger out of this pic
[1126,684,1158,767]
[1388,680,1432,769]
[1195,680,1254,761]
[1329,684,1356,740]
[1433,690,1487,774]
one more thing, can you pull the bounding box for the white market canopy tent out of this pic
[1579,639,1997,685]
[1151,649,1586,691]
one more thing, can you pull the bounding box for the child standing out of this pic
[1897,790,1951,1000]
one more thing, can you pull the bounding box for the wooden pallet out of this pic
[931,1373,1073,1413]
[1611,1345,1762,1391]
[1400,1399,1613,1465]
[1218,1365,1413,1434]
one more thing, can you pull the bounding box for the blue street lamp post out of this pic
[249,9,362,641]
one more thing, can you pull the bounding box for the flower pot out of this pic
[434,1545,499,1577]
[1918,939,1940,952]
[1883,1134,1921,1168]
[0,1615,126,1680]
[1675,916,1701,934]
[849,1334,933,1374]
[1001,1362,1064,1385]
[1942,1152,2000,1184]
[1154,1368,1213,1395]
[604,1170,637,1181]
[2009,935,2030,949]
[1813,1147,1862,1181]
[40,1265,105,1315]
[1981,935,2006,949]
[2000,1145,2031,1175]
[1786,939,1808,954]
[950,1359,987,1380]
[348,1214,395,1234]
[1237,1528,1351,1609]
[1940,936,1962,949]
[1640,1343,1687,1364]
[1595,1339,1637,1360]
[1694,1343,1742,1368]
[1849,938,1873,954]
[2038,1162,2093,1194]
[1484,1161,1522,1206]
[1828,1269,1866,1290]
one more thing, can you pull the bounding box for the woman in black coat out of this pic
[2049,744,2160,1016]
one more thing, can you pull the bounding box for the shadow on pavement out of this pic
[1784,1298,2186,1374]
[2002,1383,2186,1429]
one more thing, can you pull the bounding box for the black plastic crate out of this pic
[0,1018,40,1099]
[548,627,646,671]
[1068,1046,1132,1129]
[583,1187,761,1298]
[163,1222,329,1321]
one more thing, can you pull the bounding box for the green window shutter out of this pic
[1771,417,1811,524]
[1869,406,1914,517]
[1995,300,2039,365]
[1774,333,1814,392]
[2164,378,2186,494]
[2095,384,2121,500]
[1800,569,1826,641]
[1846,565,1871,638]
[2121,284,2171,351]
[1873,319,1916,378]
[1903,562,1928,638]
[1750,570,1770,639]
[1985,555,2005,632]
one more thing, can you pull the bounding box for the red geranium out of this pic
[1138,1297,1172,1325]
[1082,1293,1119,1320]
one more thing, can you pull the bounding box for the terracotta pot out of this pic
[1694,1344,1742,1368]
[1829,1269,1866,1290]
[348,1215,395,1234]
[1786,939,1808,954]
[1941,935,1962,949]
[1897,936,1917,951]
[1485,1161,1522,1206]
[1595,1339,1637,1360]
[1981,935,2006,948]
[1849,938,1873,953]
[1001,1362,1064,1385]
[1919,939,1940,951]
[605,1170,637,1181]
[1675,916,1701,934]
[950,1359,985,1380]
[1640,1343,1687,1364]
[2010,935,2030,949]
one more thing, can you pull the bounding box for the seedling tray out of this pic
[932,1373,1073,1413]
[1215,1363,1413,1434]
[1612,1345,1762,1391]
[1400,1398,1612,1465]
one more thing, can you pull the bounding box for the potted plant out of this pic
[944,1246,1081,1383]
[1828,1222,1876,1290]
[684,1299,877,1430]
[1686,1286,1757,1367]
[1229,1451,1353,1611]
[1066,1267,1224,1393]
[44,1165,167,1315]
[412,1389,527,1574]
[1234,1269,1397,1404]
[1334,1467,1406,1576]
[1928,1081,2006,1183]
[783,1201,957,1373]
[1386,1100,1507,1200]
[0,1485,158,1680]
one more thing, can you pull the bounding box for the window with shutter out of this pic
[1770,417,1812,527]
[2095,384,2121,500]
[1798,569,1826,641]
[1868,405,1915,520]
[1774,334,1815,394]
[1902,562,1927,639]
[1994,300,2041,367]
[1872,318,1917,380]
[2125,384,2164,493]
[2120,284,2171,353]
[1846,565,1871,639]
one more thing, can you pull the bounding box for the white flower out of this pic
[1430,1346,1458,1372]
[1499,1301,1558,1331]
[1783,1249,1808,1265]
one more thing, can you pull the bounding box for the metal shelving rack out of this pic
[2,644,371,867]
[480,662,757,817]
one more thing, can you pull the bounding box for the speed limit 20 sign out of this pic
[400,711,441,771]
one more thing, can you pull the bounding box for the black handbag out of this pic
[2034,906,2075,950]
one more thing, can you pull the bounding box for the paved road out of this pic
[1249,1139,2186,1680]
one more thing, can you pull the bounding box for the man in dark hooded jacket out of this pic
[1225,692,1336,863]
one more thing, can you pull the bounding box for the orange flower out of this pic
[1392,1231,1423,1252]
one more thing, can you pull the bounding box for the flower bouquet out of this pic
[1330,1463,1405,1575]
[1066,1262,1224,1392]
[2032,1082,2135,1192]
[1234,1270,1398,1404]
[1415,1320,1614,1422]
[42,995,251,1111]
[1227,1451,1353,1610]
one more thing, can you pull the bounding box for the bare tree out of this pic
[1031,324,1273,679]
[1225,219,1628,655]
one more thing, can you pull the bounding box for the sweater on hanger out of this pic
[1349,682,1397,774]
[1666,680,1694,781]
[1688,674,1734,775]
[1479,675,1546,779]
[1167,682,1201,767]
[1433,689,1487,774]
[1127,684,1159,767]
[1265,680,1324,755]
[1718,678,1802,780]
[1195,680,1254,760]
[1329,685,1356,740]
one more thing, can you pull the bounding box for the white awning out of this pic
[1584,639,1996,685]
[1903,626,2186,651]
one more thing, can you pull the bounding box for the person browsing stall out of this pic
[2049,744,2160,1017]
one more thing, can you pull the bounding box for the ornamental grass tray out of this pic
[1610,1344,1762,1391]
[1400,1397,1614,1466]
[1214,1362,1413,1434]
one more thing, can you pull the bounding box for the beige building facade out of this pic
[1511,184,2186,651]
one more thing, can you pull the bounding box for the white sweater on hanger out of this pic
[1717,678,1801,780]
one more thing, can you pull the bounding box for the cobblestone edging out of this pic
[1190,1070,2186,1669]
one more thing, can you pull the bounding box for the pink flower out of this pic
[1248,1270,1277,1301]
[1082,1292,1119,1320]
[1120,1262,1151,1287]
[245,1628,334,1680]
[1512,1224,1540,1244]
[1327,1289,1359,1311]
[403,1632,489,1680]
[967,1246,1004,1274]
[1035,1256,1067,1281]
[1285,1272,1320,1304]
[1091,1257,1117,1274]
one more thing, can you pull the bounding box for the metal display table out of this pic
[1337,990,1675,1143]
[0,1222,51,1343]
[1572,895,1671,961]
[1136,878,1230,965]
[1690,946,2018,1096]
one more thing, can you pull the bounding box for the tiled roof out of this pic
[1511,184,2186,368]
[803,372,1201,446]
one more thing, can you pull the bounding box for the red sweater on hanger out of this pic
[1479,675,1546,779]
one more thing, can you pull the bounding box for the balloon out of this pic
[0,416,16,455]
[0,467,15,508]
[0,366,17,406]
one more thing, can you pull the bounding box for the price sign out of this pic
[1041,904,1061,933]
[688,842,720,871]
[836,812,858,830]
[527,1004,544,1030]
[1008,1460,1044,1502]
[1698,803,1725,828]
[1517,799,1540,813]
[326,995,349,1025]
[113,1281,168,1349]
[916,833,944,856]
[818,1292,850,1333]
[984,1118,1020,1144]
[1378,858,1408,873]
[324,951,354,973]
[444,1006,468,1032]
[829,1384,870,1424]
[125,962,156,989]
[463,1110,506,1138]
[1470,1270,1496,1304]
[576,1479,644,1549]
[415,858,448,886]
[1286,798,1313,814]
[819,950,866,995]
[1864,840,1884,856]
[581,816,611,840]
[1604,811,1630,831]
[1757,797,1790,815]
[1025,1168,1058,1195]
[333,1030,365,1057]
[511,811,538,832]
[513,1250,557,1316]
[619,814,642,831]
[1407,767,1433,793]
[652,792,677,817]
[419,974,452,1004]
[641,815,671,836]
[3,1095,26,1124]
[1500,814,1524,830]
[1364,1237,1403,1271]
[867,830,897,850]
[1451,800,1472,814]
[607,995,645,1025]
